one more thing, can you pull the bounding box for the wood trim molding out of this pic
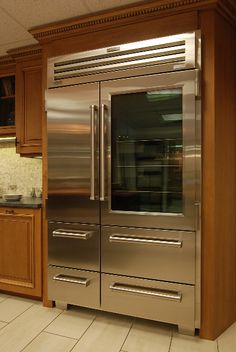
[0,55,14,65]
[30,0,236,43]
[7,44,42,61]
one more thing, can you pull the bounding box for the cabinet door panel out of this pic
[0,215,33,283]
[0,208,42,297]
[24,68,42,143]
[16,58,42,155]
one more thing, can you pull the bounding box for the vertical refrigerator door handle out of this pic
[100,104,106,201]
[90,105,98,200]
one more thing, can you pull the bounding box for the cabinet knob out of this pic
[5,209,15,215]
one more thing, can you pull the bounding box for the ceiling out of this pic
[0,0,141,57]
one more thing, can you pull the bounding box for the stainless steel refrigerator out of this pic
[46,32,201,335]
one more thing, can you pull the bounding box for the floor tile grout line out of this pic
[43,329,80,341]
[68,314,98,352]
[0,300,35,326]
[168,327,174,352]
[0,298,8,304]
[119,318,134,352]
[19,306,64,352]
[216,338,220,352]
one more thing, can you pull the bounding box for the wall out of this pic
[0,141,42,197]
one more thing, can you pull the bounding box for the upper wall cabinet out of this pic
[0,58,16,136]
[16,58,42,155]
[9,45,43,155]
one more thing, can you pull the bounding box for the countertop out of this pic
[0,197,42,208]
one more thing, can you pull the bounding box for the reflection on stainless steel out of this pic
[47,82,100,223]
[101,273,195,331]
[102,226,195,284]
[48,222,99,271]
[48,266,100,309]
[47,31,201,336]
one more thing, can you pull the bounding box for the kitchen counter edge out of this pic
[0,197,42,208]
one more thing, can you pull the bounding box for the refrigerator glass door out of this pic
[101,70,196,230]
[47,82,100,223]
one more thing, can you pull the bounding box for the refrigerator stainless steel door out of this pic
[101,70,197,230]
[47,83,99,223]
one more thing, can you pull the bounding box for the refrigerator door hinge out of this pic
[195,69,201,98]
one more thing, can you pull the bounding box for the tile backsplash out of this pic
[0,141,42,197]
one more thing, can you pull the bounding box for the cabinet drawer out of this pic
[48,266,100,309]
[101,274,194,329]
[48,222,100,271]
[101,226,195,284]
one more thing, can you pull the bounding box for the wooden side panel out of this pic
[15,58,42,155]
[214,12,236,334]
[42,49,53,307]
[199,10,217,340]
[200,9,236,339]
[0,208,42,298]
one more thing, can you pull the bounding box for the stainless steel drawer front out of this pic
[101,274,194,330]
[48,266,99,309]
[48,222,100,271]
[102,226,195,284]
[110,283,182,302]
[109,234,182,248]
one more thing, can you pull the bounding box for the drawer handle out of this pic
[109,234,182,248]
[52,229,92,240]
[110,283,182,302]
[53,274,90,286]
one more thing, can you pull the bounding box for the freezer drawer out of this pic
[48,222,100,271]
[101,226,195,284]
[101,274,195,331]
[48,266,100,309]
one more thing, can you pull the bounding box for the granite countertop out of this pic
[0,197,42,208]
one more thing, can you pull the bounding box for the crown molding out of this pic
[7,44,42,61]
[0,55,15,66]
[216,0,236,25]
[29,0,236,43]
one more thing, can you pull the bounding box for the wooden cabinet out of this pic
[15,57,42,155]
[0,207,42,298]
[0,58,16,136]
[7,45,43,155]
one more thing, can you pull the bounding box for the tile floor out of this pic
[0,293,235,352]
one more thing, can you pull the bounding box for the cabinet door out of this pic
[16,58,42,155]
[0,208,42,297]
[0,74,15,136]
